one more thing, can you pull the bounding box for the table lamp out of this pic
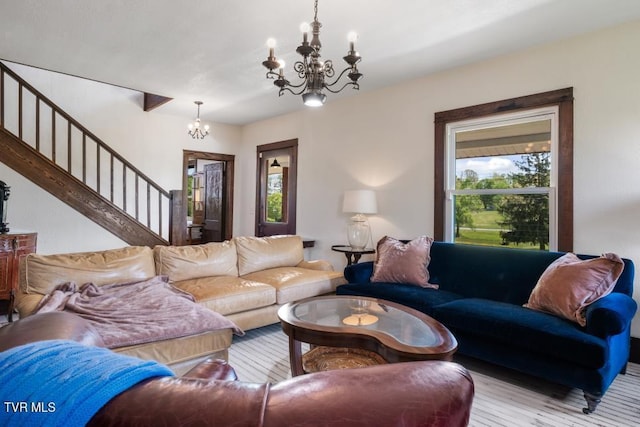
[342,190,377,250]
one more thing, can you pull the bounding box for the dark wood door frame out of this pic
[256,139,298,237]
[433,87,574,251]
[181,150,234,245]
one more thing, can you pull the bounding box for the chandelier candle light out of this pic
[342,190,377,250]
[188,101,210,139]
[262,0,363,107]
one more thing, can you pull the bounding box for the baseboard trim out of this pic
[631,337,639,364]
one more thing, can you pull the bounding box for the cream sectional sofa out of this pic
[15,235,346,374]
[154,235,346,330]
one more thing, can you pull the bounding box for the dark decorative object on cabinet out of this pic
[0,181,10,233]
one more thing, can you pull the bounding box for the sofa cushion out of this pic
[154,241,238,282]
[21,246,156,295]
[371,236,435,288]
[427,243,565,304]
[174,276,275,316]
[235,235,304,276]
[243,267,345,304]
[433,298,607,369]
[336,283,463,317]
[297,259,335,271]
[524,253,624,326]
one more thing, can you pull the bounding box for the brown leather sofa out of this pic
[0,312,475,426]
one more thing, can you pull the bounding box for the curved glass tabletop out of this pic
[288,296,442,348]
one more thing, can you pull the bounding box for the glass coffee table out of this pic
[278,295,457,376]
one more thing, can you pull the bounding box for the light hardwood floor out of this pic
[228,324,640,427]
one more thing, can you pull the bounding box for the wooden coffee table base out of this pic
[286,337,454,376]
[288,337,306,377]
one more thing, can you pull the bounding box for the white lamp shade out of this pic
[342,190,377,214]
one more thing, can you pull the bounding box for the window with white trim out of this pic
[444,107,559,251]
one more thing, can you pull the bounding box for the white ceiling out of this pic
[2,0,640,125]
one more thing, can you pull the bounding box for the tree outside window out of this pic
[497,153,550,250]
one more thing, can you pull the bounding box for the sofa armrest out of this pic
[0,312,105,352]
[90,360,474,427]
[182,358,238,381]
[89,378,271,427]
[344,261,374,283]
[584,293,638,338]
[296,259,334,271]
[266,361,474,426]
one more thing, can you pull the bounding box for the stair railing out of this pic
[0,62,173,242]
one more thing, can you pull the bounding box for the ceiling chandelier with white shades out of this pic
[261,0,363,107]
[187,101,210,139]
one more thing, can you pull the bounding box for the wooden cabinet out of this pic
[0,232,37,322]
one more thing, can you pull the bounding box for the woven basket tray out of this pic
[302,346,387,373]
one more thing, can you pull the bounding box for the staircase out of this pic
[0,62,180,247]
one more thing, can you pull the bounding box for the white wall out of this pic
[240,20,640,337]
[0,63,242,253]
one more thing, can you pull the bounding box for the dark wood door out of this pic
[203,162,225,242]
[181,151,235,246]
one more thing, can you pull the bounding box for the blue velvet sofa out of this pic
[336,242,637,414]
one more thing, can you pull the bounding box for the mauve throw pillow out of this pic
[524,252,624,326]
[370,236,437,288]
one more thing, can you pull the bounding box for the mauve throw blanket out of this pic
[34,276,243,348]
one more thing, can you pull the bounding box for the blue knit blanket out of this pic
[0,340,174,427]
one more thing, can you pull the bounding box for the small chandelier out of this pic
[261,0,363,107]
[187,101,210,139]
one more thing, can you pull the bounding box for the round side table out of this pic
[331,245,375,266]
